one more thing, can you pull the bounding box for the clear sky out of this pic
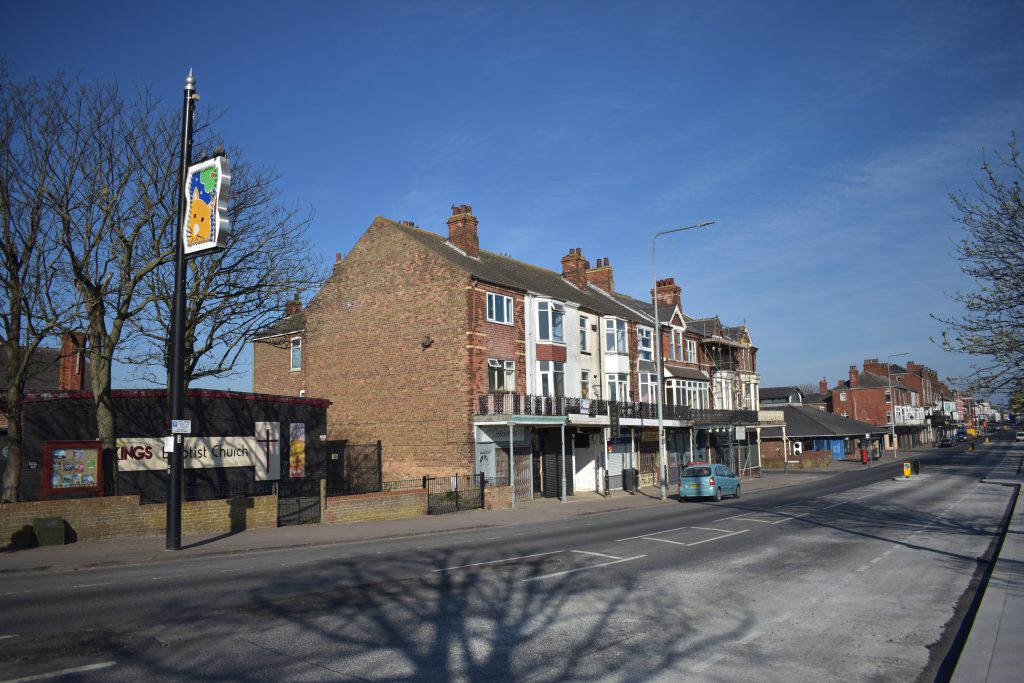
[4,1,1022,400]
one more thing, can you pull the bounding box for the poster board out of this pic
[41,440,103,500]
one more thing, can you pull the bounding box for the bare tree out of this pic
[124,152,325,391]
[41,78,181,491]
[936,133,1024,397]
[0,71,80,500]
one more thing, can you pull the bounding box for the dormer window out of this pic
[537,300,564,343]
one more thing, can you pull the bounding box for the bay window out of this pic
[604,318,627,354]
[537,300,565,343]
[538,360,565,397]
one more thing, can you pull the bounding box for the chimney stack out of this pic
[447,203,479,258]
[848,365,859,389]
[651,277,682,310]
[863,358,885,376]
[561,247,589,289]
[285,295,302,317]
[587,257,614,293]
[819,377,828,394]
[59,331,86,391]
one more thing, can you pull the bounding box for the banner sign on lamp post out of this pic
[182,156,231,255]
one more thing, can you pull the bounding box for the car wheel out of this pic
[714,487,722,502]
[734,485,741,499]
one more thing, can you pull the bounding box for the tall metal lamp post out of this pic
[887,352,909,461]
[653,221,715,501]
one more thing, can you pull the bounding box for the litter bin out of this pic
[622,468,637,494]
[33,517,66,546]
[912,460,921,475]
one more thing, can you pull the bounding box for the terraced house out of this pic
[252,204,766,501]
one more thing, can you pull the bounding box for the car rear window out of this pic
[683,467,711,477]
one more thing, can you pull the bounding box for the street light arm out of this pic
[652,220,715,501]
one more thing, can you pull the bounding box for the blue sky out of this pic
[4,1,1022,399]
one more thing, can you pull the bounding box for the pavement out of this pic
[1,447,1021,681]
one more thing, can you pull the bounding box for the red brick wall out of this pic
[323,488,427,523]
[304,219,474,480]
[469,284,527,396]
[833,387,890,426]
[0,495,277,543]
[253,332,306,396]
[535,343,567,363]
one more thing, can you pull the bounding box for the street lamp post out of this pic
[887,352,909,461]
[653,221,715,501]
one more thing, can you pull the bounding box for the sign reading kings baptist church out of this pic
[182,156,231,255]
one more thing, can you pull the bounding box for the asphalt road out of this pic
[1,441,1019,682]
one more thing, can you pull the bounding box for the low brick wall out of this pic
[323,488,427,524]
[484,485,512,511]
[1,495,278,547]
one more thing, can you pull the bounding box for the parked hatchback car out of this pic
[679,463,740,502]
[1016,431,1024,442]
[939,437,953,447]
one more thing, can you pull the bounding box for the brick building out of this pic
[826,360,928,450]
[253,204,764,496]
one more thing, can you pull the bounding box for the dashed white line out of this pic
[693,652,726,673]
[772,611,794,623]
[0,635,17,640]
[856,565,870,572]
[70,583,108,588]
[616,525,692,542]
[686,529,749,546]
[870,557,882,564]
[737,630,762,645]
[433,551,562,573]
[571,550,622,560]
[523,555,646,582]
[0,661,116,683]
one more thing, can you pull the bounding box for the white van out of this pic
[1015,431,1024,442]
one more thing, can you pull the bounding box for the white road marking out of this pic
[870,557,882,564]
[0,592,30,597]
[772,611,794,623]
[523,555,646,582]
[0,635,16,640]
[70,583,109,588]
[856,565,870,572]
[0,661,116,683]
[772,513,809,524]
[737,630,762,645]
[693,652,726,673]
[433,551,562,572]
[691,526,735,533]
[685,529,749,546]
[713,513,751,523]
[640,536,688,546]
[824,502,848,509]
[616,525,692,542]
[571,550,622,560]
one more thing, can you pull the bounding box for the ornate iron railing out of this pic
[476,393,757,426]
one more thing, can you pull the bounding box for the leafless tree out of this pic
[0,71,80,500]
[936,133,1024,398]
[123,151,325,392]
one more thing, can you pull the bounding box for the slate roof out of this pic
[761,405,888,439]
[252,311,306,340]
[391,218,647,322]
[0,347,91,396]
[834,371,915,393]
[759,386,802,402]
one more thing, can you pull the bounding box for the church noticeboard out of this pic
[41,441,103,500]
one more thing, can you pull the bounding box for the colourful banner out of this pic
[289,423,306,478]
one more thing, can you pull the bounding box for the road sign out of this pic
[171,420,192,434]
[903,462,912,478]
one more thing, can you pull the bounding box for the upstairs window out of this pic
[685,339,697,364]
[488,359,515,392]
[637,327,653,361]
[487,292,514,325]
[579,315,590,352]
[290,337,301,371]
[606,372,629,402]
[839,392,847,402]
[639,372,658,403]
[604,318,627,354]
[537,300,565,342]
[670,330,684,361]
[538,360,565,397]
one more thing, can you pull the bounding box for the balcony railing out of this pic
[476,393,757,426]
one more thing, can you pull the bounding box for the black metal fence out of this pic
[327,441,383,495]
[424,473,485,515]
[277,479,322,526]
[476,393,757,426]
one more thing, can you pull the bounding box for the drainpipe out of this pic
[508,421,515,509]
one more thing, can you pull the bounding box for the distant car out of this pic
[679,463,740,502]
[1016,431,1024,442]
[956,434,968,442]
[939,438,953,447]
